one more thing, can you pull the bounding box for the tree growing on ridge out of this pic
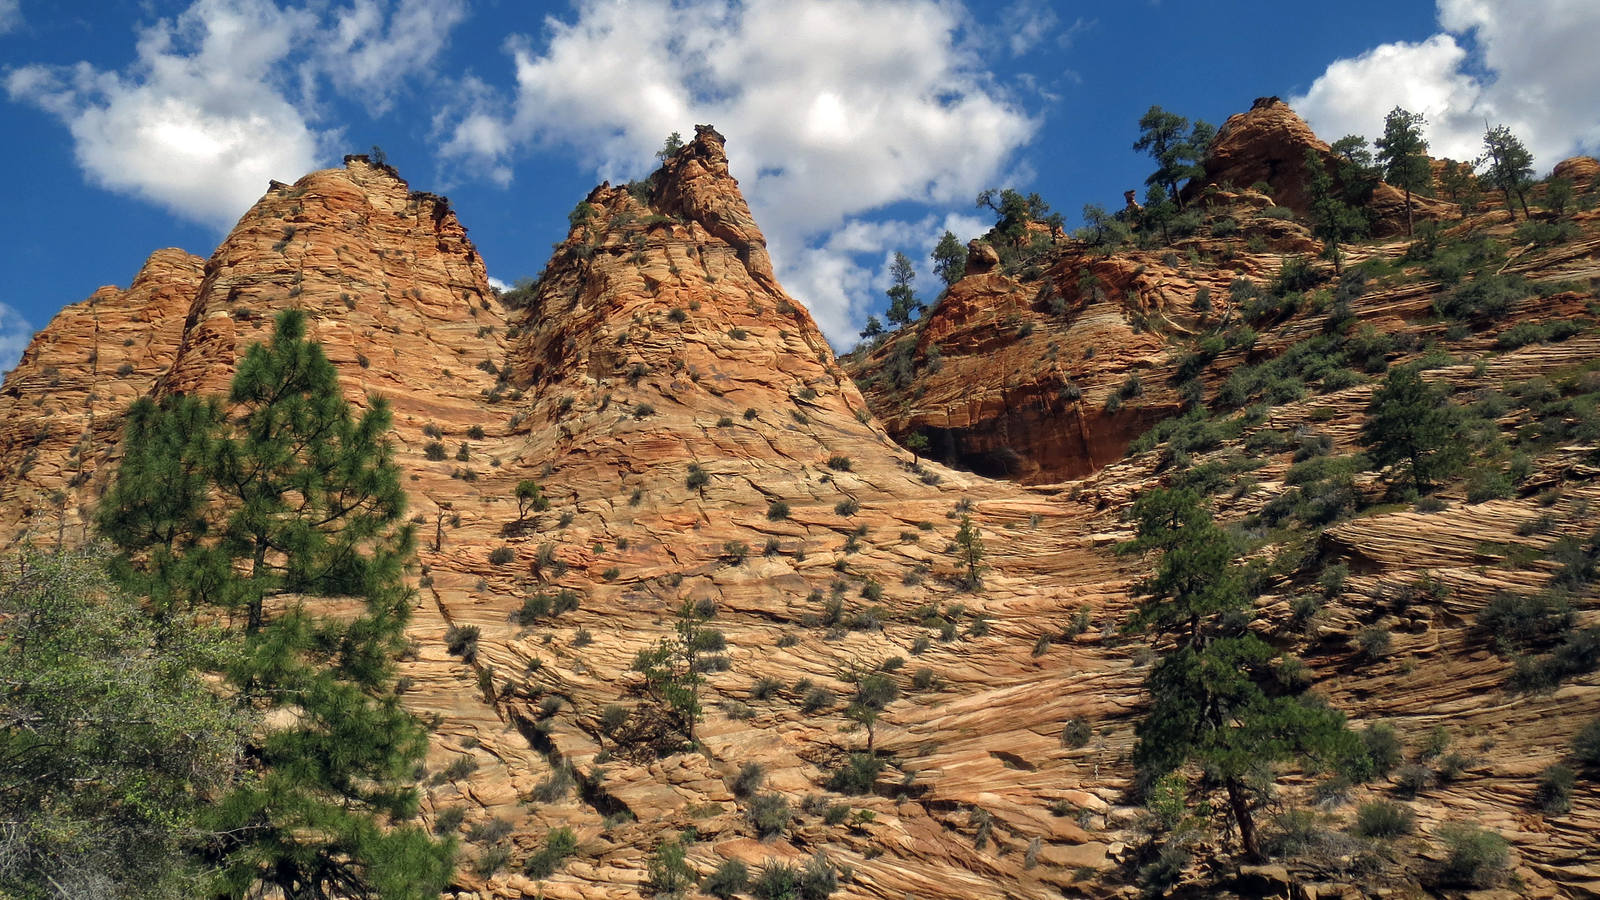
[1120,488,1361,860]
[1480,123,1535,220]
[1304,149,1369,273]
[931,230,967,287]
[885,252,922,327]
[1376,107,1432,236]
[954,513,985,590]
[99,309,453,898]
[632,599,712,746]
[1133,106,1216,209]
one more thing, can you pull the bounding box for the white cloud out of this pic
[438,0,1037,345]
[322,0,468,114]
[0,0,22,35]
[0,300,33,375]
[5,0,468,229]
[1292,0,1600,169]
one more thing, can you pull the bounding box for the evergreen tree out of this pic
[902,431,930,466]
[884,252,921,326]
[1140,184,1179,246]
[656,131,685,161]
[516,479,550,520]
[100,309,453,899]
[858,315,884,342]
[631,599,710,745]
[1480,123,1535,220]
[1121,488,1360,859]
[1359,363,1467,495]
[931,230,967,287]
[953,513,984,590]
[1438,159,1484,214]
[1375,107,1432,236]
[1304,149,1368,273]
[1078,203,1131,252]
[976,189,1062,244]
[1133,106,1215,209]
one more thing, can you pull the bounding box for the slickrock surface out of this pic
[0,247,203,541]
[2,123,1598,900]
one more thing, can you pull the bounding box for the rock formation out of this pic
[2,117,1599,899]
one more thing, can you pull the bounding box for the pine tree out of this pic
[1122,488,1360,860]
[858,314,884,342]
[1375,107,1431,237]
[631,599,710,745]
[902,431,930,466]
[516,478,550,520]
[1133,106,1215,209]
[1480,123,1535,220]
[884,252,921,326]
[931,230,966,287]
[954,513,984,590]
[1359,363,1467,495]
[1304,149,1369,273]
[100,309,453,898]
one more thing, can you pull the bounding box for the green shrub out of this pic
[767,500,791,520]
[424,441,447,461]
[834,498,859,516]
[523,826,579,878]
[747,792,790,838]
[1061,718,1091,748]
[444,625,480,660]
[826,455,852,471]
[1435,273,1529,321]
[1575,717,1600,768]
[645,839,693,896]
[488,545,514,565]
[732,762,765,797]
[1478,591,1573,652]
[750,860,800,899]
[827,752,885,795]
[1362,723,1403,776]
[1434,823,1510,888]
[701,858,749,899]
[1353,799,1414,838]
[1536,764,1574,814]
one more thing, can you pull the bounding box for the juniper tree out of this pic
[1480,124,1535,220]
[1375,107,1431,236]
[632,599,710,745]
[1359,363,1467,495]
[931,230,967,287]
[903,431,930,466]
[859,314,884,342]
[99,309,453,899]
[516,478,550,519]
[1120,488,1361,859]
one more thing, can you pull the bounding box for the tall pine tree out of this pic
[1480,123,1535,221]
[1121,488,1360,860]
[99,309,453,899]
[1375,107,1431,237]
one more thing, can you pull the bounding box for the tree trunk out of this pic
[247,538,268,634]
[1505,189,1517,221]
[1226,778,1260,860]
[1405,186,1414,237]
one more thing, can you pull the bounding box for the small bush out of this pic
[834,498,859,516]
[489,545,515,565]
[645,839,694,896]
[1356,624,1391,659]
[1061,718,1091,749]
[732,762,765,797]
[750,860,800,899]
[768,500,791,520]
[1363,723,1403,776]
[826,455,852,471]
[1575,717,1600,768]
[1353,800,1415,838]
[1535,764,1575,814]
[524,826,579,878]
[827,752,885,795]
[1434,823,1510,888]
[444,625,481,660]
[701,858,749,899]
[424,441,447,461]
[802,686,836,713]
[747,792,791,838]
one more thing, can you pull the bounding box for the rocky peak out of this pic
[1193,97,1455,236]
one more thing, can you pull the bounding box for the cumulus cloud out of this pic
[0,300,33,375]
[438,0,1037,344]
[5,0,468,230]
[1292,0,1600,169]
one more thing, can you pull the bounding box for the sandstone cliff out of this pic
[2,121,1598,900]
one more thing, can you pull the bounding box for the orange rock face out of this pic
[3,123,1600,900]
[1192,96,1457,237]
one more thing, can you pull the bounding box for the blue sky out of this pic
[3,0,1598,371]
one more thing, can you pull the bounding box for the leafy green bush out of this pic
[1536,764,1575,814]
[1434,823,1510,888]
[701,858,749,899]
[827,752,885,795]
[1435,273,1530,320]
[747,792,791,838]
[524,827,579,878]
[1353,800,1415,838]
